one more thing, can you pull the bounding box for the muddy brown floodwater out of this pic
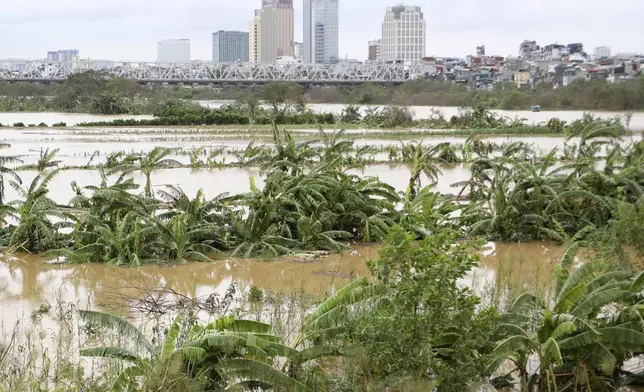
[0,241,567,324]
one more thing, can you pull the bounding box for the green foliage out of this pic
[261,82,306,113]
[500,90,530,109]
[609,197,644,253]
[337,227,498,391]
[489,247,644,392]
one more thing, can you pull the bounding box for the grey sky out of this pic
[1,0,643,61]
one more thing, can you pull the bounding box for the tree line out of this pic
[1,71,644,114]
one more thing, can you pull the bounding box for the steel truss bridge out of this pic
[0,61,434,85]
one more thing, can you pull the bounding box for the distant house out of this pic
[514,70,531,88]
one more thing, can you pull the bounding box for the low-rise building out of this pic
[514,70,531,88]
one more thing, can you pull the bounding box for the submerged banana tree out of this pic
[0,170,66,252]
[402,142,446,199]
[150,214,221,263]
[0,153,22,205]
[80,311,202,392]
[112,147,182,198]
[80,311,313,391]
[490,246,644,391]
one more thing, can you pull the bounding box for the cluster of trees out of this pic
[307,77,644,111]
[0,71,183,115]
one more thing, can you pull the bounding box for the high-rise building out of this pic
[249,10,262,63]
[381,5,426,63]
[294,42,304,60]
[259,0,294,63]
[476,45,486,56]
[47,49,79,62]
[212,31,249,62]
[368,39,382,62]
[303,0,339,64]
[157,39,191,62]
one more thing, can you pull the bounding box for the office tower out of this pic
[294,42,304,59]
[381,5,426,63]
[249,10,262,63]
[213,31,249,62]
[259,0,294,63]
[157,39,191,62]
[368,39,382,62]
[303,0,339,64]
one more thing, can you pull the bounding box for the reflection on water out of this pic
[0,241,567,325]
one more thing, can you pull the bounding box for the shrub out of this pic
[37,122,48,127]
[52,122,67,127]
[12,122,25,127]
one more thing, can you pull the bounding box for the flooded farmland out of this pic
[0,117,583,314]
[0,111,643,391]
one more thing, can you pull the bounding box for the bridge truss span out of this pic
[0,61,435,84]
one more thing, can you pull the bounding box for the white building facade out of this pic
[381,5,426,63]
[249,10,262,63]
[594,46,611,59]
[294,42,304,60]
[157,39,191,62]
[303,0,339,64]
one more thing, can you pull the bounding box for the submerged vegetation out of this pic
[0,122,642,260]
[1,223,643,391]
[0,115,643,391]
[75,97,631,133]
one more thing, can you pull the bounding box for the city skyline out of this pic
[1,0,643,61]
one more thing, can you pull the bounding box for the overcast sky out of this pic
[1,0,643,61]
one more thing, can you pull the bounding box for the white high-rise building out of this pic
[381,5,426,63]
[294,42,304,60]
[249,10,262,63]
[157,39,191,62]
[303,0,339,64]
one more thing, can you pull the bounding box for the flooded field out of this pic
[1,112,643,391]
[198,101,644,131]
[0,241,564,325]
